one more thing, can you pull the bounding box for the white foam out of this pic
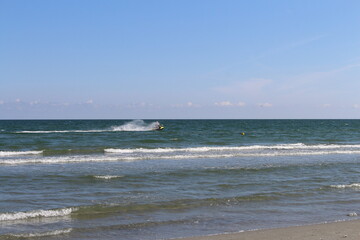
[105,148,177,153]
[0,207,76,221]
[3,144,360,165]
[10,228,72,237]
[17,130,105,133]
[330,183,360,189]
[0,150,43,157]
[347,212,358,217]
[93,175,124,179]
[104,143,360,154]
[111,120,159,131]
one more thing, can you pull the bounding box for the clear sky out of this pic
[1,0,360,119]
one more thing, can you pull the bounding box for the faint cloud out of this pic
[215,101,232,106]
[127,102,154,108]
[171,102,201,108]
[257,103,273,107]
[254,35,326,61]
[353,104,360,109]
[187,102,201,107]
[30,100,39,106]
[282,35,325,51]
[323,104,331,108]
[202,35,325,79]
[282,63,360,91]
[235,102,246,107]
[215,101,246,107]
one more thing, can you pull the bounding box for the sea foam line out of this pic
[0,150,43,157]
[330,183,360,189]
[0,207,76,221]
[3,150,360,165]
[17,130,105,134]
[93,175,124,179]
[9,228,72,238]
[104,143,360,154]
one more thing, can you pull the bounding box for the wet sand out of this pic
[177,220,360,240]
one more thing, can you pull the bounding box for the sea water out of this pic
[1,119,360,239]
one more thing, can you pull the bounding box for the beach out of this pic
[3,0,360,238]
[178,220,360,240]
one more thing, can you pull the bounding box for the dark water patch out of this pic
[42,149,105,156]
[204,141,228,145]
[1,218,199,240]
[138,139,167,144]
[1,228,73,239]
[72,194,280,221]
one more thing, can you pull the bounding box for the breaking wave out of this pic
[2,143,360,165]
[105,143,360,154]
[0,207,76,221]
[9,228,72,238]
[17,130,105,133]
[0,151,43,156]
[330,183,360,189]
[93,175,124,179]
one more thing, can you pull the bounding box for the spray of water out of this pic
[111,120,159,132]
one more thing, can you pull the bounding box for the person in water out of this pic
[154,122,164,130]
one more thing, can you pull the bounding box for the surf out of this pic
[104,143,360,154]
[3,143,360,165]
[0,151,43,156]
[0,207,76,221]
[7,228,73,238]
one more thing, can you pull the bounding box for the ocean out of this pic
[1,119,360,239]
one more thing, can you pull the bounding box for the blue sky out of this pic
[1,0,360,119]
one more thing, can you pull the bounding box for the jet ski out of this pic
[156,125,164,131]
[153,122,164,131]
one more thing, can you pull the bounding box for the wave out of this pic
[0,151,43,156]
[93,175,124,179]
[14,120,160,134]
[8,228,72,238]
[104,143,360,156]
[330,183,360,189]
[105,143,360,154]
[0,207,76,221]
[2,143,360,165]
[17,130,105,133]
[2,151,360,165]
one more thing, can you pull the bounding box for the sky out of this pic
[1,0,360,119]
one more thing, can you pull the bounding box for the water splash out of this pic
[14,120,161,133]
[111,120,159,132]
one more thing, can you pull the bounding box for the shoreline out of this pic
[175,220,360,240]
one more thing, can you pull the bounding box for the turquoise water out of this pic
[1,119,360,239]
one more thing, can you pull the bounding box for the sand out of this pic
[176,220,360,240]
